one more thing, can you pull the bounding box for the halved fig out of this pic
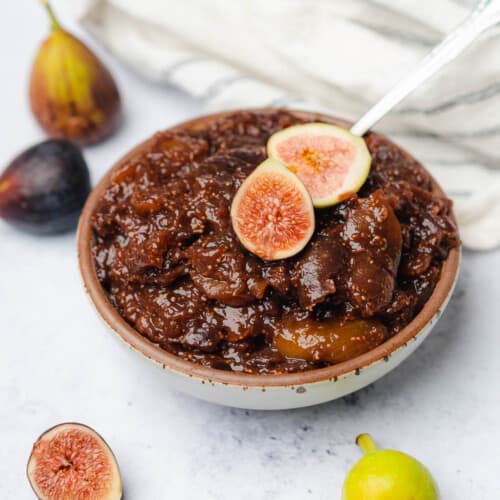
[27,422,122,500]
[267,123,371,207]
[230,158,315,261]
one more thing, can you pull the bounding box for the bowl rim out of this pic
[77,108,461,388]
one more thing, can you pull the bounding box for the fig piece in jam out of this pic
[274,316,388,364]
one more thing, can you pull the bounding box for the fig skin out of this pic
[30,2,121,145]
[27,422,122,500]
[0,139,91,234]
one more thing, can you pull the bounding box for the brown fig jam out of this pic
[90,110,460,373]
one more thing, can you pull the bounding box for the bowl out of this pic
[78,109,461,410]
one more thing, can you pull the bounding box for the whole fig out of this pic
[343,434,439,500]
[30,1,121,145]
[0,140,91,234]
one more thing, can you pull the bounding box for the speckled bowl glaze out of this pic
[78,109,461,410]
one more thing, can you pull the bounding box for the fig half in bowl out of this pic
[78,109,460,410]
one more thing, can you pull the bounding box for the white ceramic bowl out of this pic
[78,109,461,410]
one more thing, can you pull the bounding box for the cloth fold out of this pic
[76,0,500,250]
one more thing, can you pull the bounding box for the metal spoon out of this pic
[350,0,500,136]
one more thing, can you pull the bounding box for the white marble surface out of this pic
[1,2,499,499]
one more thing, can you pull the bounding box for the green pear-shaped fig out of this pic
[342,434,439,500]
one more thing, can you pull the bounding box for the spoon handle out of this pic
[350,1,500,136]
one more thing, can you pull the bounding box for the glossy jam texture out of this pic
[91,111,460,373]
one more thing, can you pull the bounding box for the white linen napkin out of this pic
[75,0,500,250]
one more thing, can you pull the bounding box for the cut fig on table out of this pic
[267,123,372,207]
[230,158,315,261]
[27,422,122,500]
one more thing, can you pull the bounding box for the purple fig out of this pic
[0,139,91,234]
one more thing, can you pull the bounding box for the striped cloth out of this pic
[76,0,500,250]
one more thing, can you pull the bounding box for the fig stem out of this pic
[356,433,378,455]
[40,0,61,30]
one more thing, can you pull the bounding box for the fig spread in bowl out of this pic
[87,110,460,376]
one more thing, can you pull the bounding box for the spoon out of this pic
[350,0,500,136]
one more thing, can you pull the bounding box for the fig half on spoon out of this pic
[268,123,371,208]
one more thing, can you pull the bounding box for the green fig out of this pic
[342,434,439,500]
[30,1,121,145]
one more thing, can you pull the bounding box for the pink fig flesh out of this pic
[27,422,122,500]
[230,158,315,261]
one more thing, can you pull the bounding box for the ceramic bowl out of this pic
[78,109,461,410]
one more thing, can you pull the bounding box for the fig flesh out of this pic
[30,2,121,145]
[0,139,91,234]
[343,434,439,500]
[274,316,388,364]
[27,422,122,500]
[230,158,315,261]
[267,123,371,207]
